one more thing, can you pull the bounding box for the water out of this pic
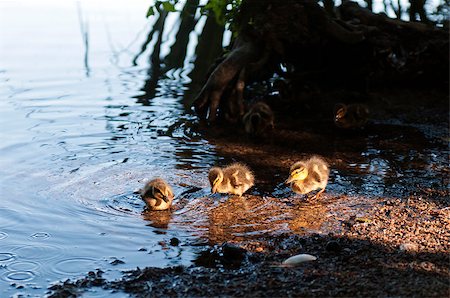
[0,1,217,296]
[1,1,448,297]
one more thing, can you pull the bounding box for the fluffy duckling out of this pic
[208,163,255,196]
[242,102,274,136]
[334,103,370,129]
[286,156,330,199]
[140,178,174,211]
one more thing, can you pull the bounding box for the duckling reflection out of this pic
[286,156,330,199]
[334,103,369,129]
[141,209,173,229]
[208,163,254,196]
[242,102,274,136]
[140,178,174,211]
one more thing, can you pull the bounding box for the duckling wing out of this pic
[310,171,323,184]
[225,164,254,189]
[154,197,164,207]
[307,158,329,186]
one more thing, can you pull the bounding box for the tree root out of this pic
[193,0,448,122]
[194,37,262,122]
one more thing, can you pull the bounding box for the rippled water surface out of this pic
[0,1,217,296]
[1,1,448,297]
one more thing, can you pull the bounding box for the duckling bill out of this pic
[286,156,330,199]
[208,163,254,196]
[140,178,174,211]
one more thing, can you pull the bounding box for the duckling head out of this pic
[286,165,309,184]
[140,178,174,211]
[149,179,174,203]
[208,167,224,194]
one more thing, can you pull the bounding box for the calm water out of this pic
[0,1,448,297]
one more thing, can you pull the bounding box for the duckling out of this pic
[334,103,369,129]
[285,156,330,199]
[140,178,174,211]
[208,163,255,196]
[242,102,275,136]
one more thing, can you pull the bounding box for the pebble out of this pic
[170,237,180,246]
[399,242,418,252]
[110,259,125,265]
[282,254,317,266]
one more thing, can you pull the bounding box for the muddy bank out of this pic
[48,195,449,297]
[47,89,449,297]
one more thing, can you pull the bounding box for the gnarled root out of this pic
[193,37,262,122]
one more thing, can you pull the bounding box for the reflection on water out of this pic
[0,0,448,297]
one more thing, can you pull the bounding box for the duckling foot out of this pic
[308,188,326,201]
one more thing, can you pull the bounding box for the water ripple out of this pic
[0,252,16,262]
[30,232,51,240]
[7,260,40,271]
[52,257,99,276]
[101,191,144,216]
[0,232,8,240]
[2,270,35,282]
[11,244,65,261]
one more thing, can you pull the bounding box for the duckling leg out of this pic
[311,188,326,200]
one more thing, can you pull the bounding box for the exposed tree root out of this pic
[194,37,262,122]
[193,0,448,122]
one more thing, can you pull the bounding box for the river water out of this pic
[1,1,448,297]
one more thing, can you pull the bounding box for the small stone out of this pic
[222,243,247,262]
[282,254,317,266]
[138,247,148,251]
[110,259,125,265]
[170,237,180,246]
[399,242,418,252]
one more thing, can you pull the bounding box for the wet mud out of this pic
[47,89,449,297]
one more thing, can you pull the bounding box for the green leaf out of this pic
[146,6,155,18]
[162,1,177,12]
[355,217,372,223]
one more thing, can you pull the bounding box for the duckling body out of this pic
[140,178,174,210]
[208,163,254,196]
[334,103,369,129]
[286,156,329,198]
[242,102,274,136]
